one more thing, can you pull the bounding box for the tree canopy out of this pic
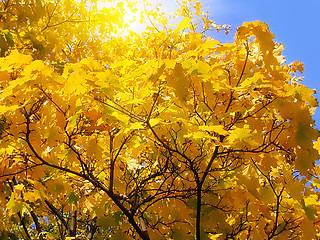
[0,0,320,239]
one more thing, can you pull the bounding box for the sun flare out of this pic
[96,0,146,33]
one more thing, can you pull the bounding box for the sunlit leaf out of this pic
[174,17,191,33]
[199,125,228,136]
[0,1,317,239]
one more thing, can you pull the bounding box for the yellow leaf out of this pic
[290,84,317,107]
[6,197,30,216]
[175,17,191,33]
[22,60,52,77]
[209,233,223,239]
[228,126,259,147]
[2,50,32,69]
[193,131,210,139]
[24,190,41,203]
[228,127,251,142]
[295,148,316,176]
[195,2,202,16]
[130,122,144,130]
[202,40,220,50]
[283,168,304,200]
[167,63,189,103]
[87,138,103,157]
[240,73,264,88]
[187,131,215,139]
[201,17,210,30]
[199,125,228,136]
[289,60,304,74]
[296,121,318,148]
[312,178,320,188]
[65,71,88,95]
[165,59,176,69]
[300,217,316,240]
[305,194,319,207]
[0,105,19,114]
[149,118,160,127]
[111,111,130,122]
[14,184,24,191]
[79,57,102,71]
[301,195,318,219]
[111,59,135,69]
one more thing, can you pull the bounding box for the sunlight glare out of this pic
[96,0,145,33]
[82,0,181,35]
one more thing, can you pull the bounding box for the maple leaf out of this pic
[227,126,259,147]
[174,17,192,34]
[6,197,30,216]
[199,125,228,136]
[0,1,318,240]
[314,138,320,154]
[195,2,202,16]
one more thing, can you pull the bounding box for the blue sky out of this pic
[203,0,320,126]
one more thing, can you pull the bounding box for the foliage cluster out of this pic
[0,0,320,239]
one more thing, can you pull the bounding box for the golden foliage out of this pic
[0,0,319,239]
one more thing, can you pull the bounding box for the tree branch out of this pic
[86,217,97,240]
[70,210,77,237]
[45,200,69,230]
[30,211,44,240]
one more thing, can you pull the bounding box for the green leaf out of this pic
[3,30,14,47]
[301,196,317,220]
[0,231,19,240]
[6,197,30,216]
[67,191,79,205]
[312,178,320,188]
[171,228,186,240]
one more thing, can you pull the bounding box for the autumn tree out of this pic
[0,0,320,239]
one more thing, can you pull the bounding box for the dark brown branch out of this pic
[250,158,286,238]
[199,145,220,188]
[30,211,44,240]
[268,187,285,239]
[195,145,220,240]
[45,200,69,230]
[37,86,66,115]
[110,131,133,192]
[225,43,249,113]
[146,121,193,164]
[18,212,31,240]
[70,211,77,237]
[95,97,145,122]
[109,132,115,192]
[0,162,44,178]
[91,180,151,240]
[147,88,161,122]
[235,43,249,88]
